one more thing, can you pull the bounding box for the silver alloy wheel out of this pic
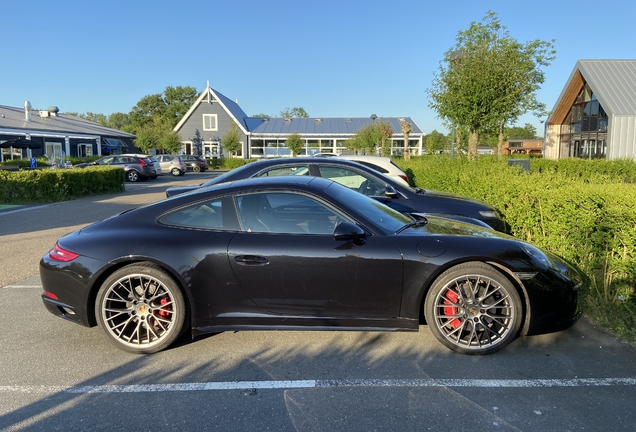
[98,269,182,353]
[127,170,139,182]
[171,168,181,176]
[425,262,522,354]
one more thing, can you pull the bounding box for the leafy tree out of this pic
[251,113,273,118]
[425,130,449,154]
[286,133,304,157]
[427,11,555,157]
[346,122,385,155]
[400,120,414,160]
[129,86,198,130]
[221,121,242,157]
[107,112,132,132]
[280,107,309,118]
[507,123,540,139]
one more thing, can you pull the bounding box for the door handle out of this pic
[234,255,269,266]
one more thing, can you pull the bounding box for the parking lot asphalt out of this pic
[1,169,636,431]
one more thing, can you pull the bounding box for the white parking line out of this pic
[3,285,41,289]
[1,377,635,395]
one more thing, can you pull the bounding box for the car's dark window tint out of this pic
[256,165,310,177]
[318,165,386,196]
[236,192,347,235]
[158,196,239,231]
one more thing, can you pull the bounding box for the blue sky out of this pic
[3,0,635,135]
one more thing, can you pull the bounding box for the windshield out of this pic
[324,181,411,234]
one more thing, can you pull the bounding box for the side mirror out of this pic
[385,185,398,198]
[334,222,366,245]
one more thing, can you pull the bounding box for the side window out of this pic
[236,192,347,235]
[318,165,386,196]
[158,196,239,230]
[257,165,310,177]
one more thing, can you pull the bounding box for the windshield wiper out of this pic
[395,217,428,234]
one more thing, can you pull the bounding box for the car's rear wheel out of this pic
[171,168,181,176]
[424,262,522,355]
[126,170,140,182]
[192,165,201,173]
[95,263,187,354]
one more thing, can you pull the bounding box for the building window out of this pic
[560,83,608,159]
[203,114,218,131]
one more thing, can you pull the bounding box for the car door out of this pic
[227,191,404,318]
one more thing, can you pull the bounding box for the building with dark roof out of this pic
[174,85,424,158]
[0,102,135,162]
[545,60,636,160]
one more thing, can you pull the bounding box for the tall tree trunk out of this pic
[468,130,479,158]
[497,120,504,159]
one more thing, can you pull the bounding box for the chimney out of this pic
[24,101,32,121]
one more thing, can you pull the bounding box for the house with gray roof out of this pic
[545,60,636,160]
[174,85,424,159]
[0,102,136,162]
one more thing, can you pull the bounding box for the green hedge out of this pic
[0,167,125,203]
[395,155,636,343]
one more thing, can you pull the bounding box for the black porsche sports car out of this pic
[166,157,505,232]
[41,176,582,355]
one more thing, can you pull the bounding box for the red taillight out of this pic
[44,291,58,300]
[48,244,79,262]
[139,159,148,167]
[399,174,409,184]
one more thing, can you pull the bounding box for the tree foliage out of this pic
[129,86,198,130]
[222,121,242,157]
[286,132,304,157]
[427,11,555,157]
[280,107,309,118]
[425,130,449,154]
[346,121,393,155]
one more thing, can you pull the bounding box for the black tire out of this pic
[171,168,181,176]
[126,170,140,182]
[192,165,201,173]
[95,263,187,354]
[424,262,522,355]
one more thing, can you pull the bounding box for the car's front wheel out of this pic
[424,262,522,355]
[126,170,140,182]
[95,263,187,354]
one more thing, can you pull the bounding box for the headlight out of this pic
[521,243,558,270]
[479,210,499,218]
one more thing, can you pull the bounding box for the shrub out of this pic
[0,167,124,203]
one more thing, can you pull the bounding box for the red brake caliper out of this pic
[157,296,171,318]
[443,290,461,329]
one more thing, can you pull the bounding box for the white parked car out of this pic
[336,155,410,185]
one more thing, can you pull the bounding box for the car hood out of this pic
[401,214,509,239]
[165,185,201,197]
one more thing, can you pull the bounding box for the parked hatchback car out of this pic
[41,176,582,355]
[181,155,208,172]
[166,157,505,231]
[156,155,186,176]
[75,155,155,182]
[120,153,162,178]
